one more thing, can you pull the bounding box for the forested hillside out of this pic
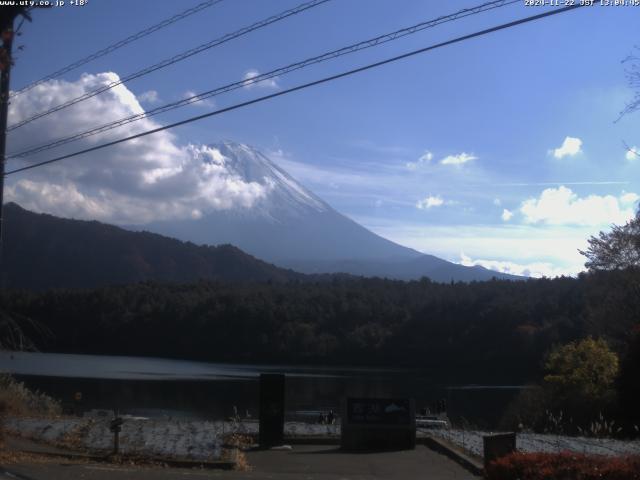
[2,269,637,384]
[0,203,309,288]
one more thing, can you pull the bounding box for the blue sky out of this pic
[6,0,640,277]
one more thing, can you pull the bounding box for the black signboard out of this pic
[341,397,416,451]
[110,417,123,433]
[347,398,411,425]
[258,373,285,447]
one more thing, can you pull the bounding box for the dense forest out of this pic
[1,268,638,384]
[1,205,639,431]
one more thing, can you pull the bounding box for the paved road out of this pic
[2,445,478,479]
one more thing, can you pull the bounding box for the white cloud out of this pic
[420,151,434,163]
[459,252,576,278]
[242,69,279,90]
[520,186,637,226]
[551,136,582,159]
[620,192,640,205]
[270,150,409,196]
[626,146,639,161]
[183,90,215,108]
[406,151,433,170]
[494,181,629,187]
[6,72,271,224]
[138,90,160,104]
[416,195,444,209]
[268,146,492,208]
[501,208,513,221]
[440,152,477,165]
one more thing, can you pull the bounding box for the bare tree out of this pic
[620,46,640,118]
[580,208,640,271]
[0,309,51,351]
[619,47,640,159]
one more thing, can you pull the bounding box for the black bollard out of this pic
[259,373,285,447]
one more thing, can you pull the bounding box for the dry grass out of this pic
[221,432,253,471]
[0,374,61,418]
[0,450,89,465]
[222,432,254,449]
[0,373,62,452]
[221,447,251,472]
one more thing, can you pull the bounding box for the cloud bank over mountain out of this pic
[7,73,270,224]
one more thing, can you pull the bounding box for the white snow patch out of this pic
[429,429,640,458]
[6,417,223,460]
[5,417,340,460]
[270,167,326,212]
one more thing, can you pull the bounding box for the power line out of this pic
[8,0,520,160]
[10,0,224,98]
[7,0,331,132]
[5,4,585,177]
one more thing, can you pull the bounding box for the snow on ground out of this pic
[5,417,340,461]
[6,417,224,461]
[14,417,637,461]
[429,429,640,458]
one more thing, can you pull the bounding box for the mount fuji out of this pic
[142,141,518,282]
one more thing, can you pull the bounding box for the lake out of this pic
[0,351,524,428]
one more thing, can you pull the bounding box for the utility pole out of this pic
[0,7,30,272]
[0,9,17,269]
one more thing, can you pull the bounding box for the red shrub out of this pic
[485,452,640,480]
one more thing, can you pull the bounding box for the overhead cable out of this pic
[5,4,584,176]
[7,0,331,131]
[8,0,519,159]
[10,0,225,98]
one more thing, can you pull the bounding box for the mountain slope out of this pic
[144,141,422,264]
[143,141,519,281]
[285,256,517,282]
[0,203,308,290]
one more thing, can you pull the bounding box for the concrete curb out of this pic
[238,433,341,446]
[285,435,340,445]
[421,435,484,477]
[10,448,237,470]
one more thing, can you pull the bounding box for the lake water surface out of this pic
[0,351,523,428]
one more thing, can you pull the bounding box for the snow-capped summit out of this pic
[206,141,327,220]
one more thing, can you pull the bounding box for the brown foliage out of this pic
[0,374,61,417]
[486,452,640,480]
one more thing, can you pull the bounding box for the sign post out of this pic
[73,391,83,417]
[110,413,123,455]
